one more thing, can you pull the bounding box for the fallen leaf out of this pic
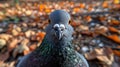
[0,39,6,49]
[21,38,29,45]
[39,4,46,11]
[84,51,96,60]
[36,32,46,41]
[25,30,36,38]
[8,38,18,52]
[112,46,120,57]
[12,29,19,36]
[113,50,120,57]
[0,52,9,62]
[79,3,85,8]
[79,25,89,31]
[73,7,80,13]
[0,34,12,41]
[107,34,120,44]
[84,16,92,22]
[95,48,114,65]
[99,16,106,22]
[113,0,120,4]
[70,22,81,27]
[108,26,119,33]
[23,50,30,55]
[102,1,109,8]
[29,43,37,51]
[13,44,30,57]
[109,19,120,25]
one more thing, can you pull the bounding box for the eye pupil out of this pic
[61,28,64,31]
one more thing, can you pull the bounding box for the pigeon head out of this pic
[49,10,70,24]
[46,10,73,42]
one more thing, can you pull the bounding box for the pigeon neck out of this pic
[35,36,75,56]
[34,37,79,67]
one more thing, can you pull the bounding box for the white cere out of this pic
[53,24,59,28]
[53,24,65,29]
[60,24,65,29]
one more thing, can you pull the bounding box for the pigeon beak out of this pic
[55,28,62,40]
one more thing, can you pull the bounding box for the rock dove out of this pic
[17,10,89,67]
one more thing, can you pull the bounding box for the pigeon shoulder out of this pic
[16,53,33,67]
[16,52,41,67]
[76,51,89,67]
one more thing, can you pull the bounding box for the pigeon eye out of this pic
[61,28,64,31]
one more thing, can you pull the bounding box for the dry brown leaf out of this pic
[84,16,92,22]
[95,48,114,65]
[97,55,113,65]
[99,16,106,22]
[15,26,21,32]
[95,48,104,55]
[84,51,96,60]
[94,26,108,34]
[23,50,30,55]
[70,22,81,27]
[45,8,51,13]
[88,7,94,12]
[21,38,29,45]
[25,10,32,16]
[102,1,109,8]
[12,29,19,36]
[0,52,9,62]
[112,46,120,57]
[0,62,9,67]
[73,7,80,13]
[39,4,46,11]
[109,19,120,25]
[8,38,18,52]
[113,0,120,4]
[0,34,12,41]
[113,4,120,9]
[36,32,46,41]
[29,44,37,51]
[81,30,93,36]
[0,39,6,49]
[107,34,120,44]
[79,25,89,31]
[13,44,30,57]
[108,26,119,33]
[113,50,120,57]
[9,61,16,67]
[79,3,85,8]
[25,30,36,38]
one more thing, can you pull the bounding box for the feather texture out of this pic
[17,10,89,67]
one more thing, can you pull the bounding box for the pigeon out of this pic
[17,10,89,67]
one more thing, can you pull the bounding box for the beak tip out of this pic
[58,37,62,40]
[55,32,62,40]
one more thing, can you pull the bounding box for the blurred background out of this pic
[0,0,120,67]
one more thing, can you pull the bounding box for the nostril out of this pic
[54,28,58,31]
[53,27,59,31]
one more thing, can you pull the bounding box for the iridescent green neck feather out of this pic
[34,35,85,67]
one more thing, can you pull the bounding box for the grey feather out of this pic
[17,10,89,67]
